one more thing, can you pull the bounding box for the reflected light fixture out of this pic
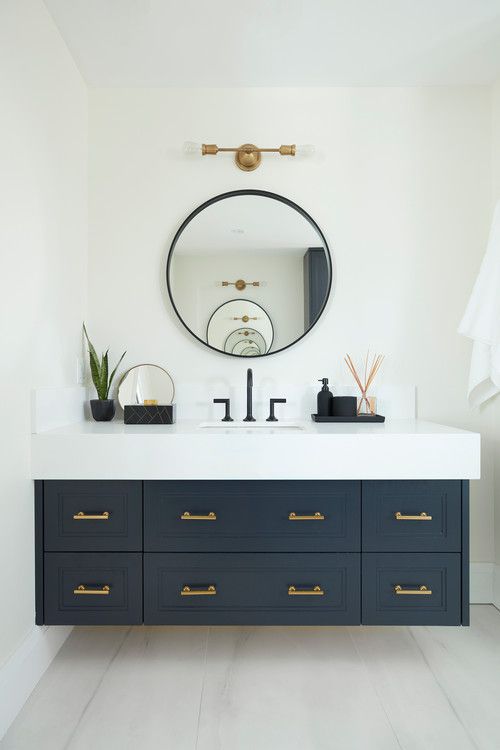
[183,142,315,171]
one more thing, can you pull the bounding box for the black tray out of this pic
[311,413,385,423]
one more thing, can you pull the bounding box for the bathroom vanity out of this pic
[32,419,479,627]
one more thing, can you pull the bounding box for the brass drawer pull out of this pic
[181,585,216,596]
[395,512,432,521]
[288,512,325,521]
[180,511,217,521]
[394,585,432,596]
[73,584,110,596]
[73,511,110,520]
[288,585,324,596]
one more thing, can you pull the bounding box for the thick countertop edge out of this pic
[31,419,481,481]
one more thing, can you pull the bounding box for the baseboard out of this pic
[493,564,500,610]
[0,625,72,740]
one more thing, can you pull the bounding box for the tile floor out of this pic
[2,605,500,749]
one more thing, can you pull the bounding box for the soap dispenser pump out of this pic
[317,378,333,417]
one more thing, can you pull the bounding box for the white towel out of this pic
[459,200,500,406]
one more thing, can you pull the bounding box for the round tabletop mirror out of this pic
[167,190,332,357]
[118,364,175,408]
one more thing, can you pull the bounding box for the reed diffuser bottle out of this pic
[344,352,384,415]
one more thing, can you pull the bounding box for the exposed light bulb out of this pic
[295,144,315,158]
[183,141,202,154]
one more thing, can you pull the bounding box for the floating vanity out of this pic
[32,419,479,628]
[32,190,480,629]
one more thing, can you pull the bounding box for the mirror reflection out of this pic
[207,300,273,355]
[167,191,332,357]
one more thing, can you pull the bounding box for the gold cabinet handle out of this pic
[288,512,325,521]
[395,512,432,521]
[73,511,110,520]
[180,511,217,521]
[73,584,110,596]
[288,585,324,596]
[181,585,216,596]
[233,315,259,322]
[394,585,432,596]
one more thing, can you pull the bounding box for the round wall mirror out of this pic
[118,364,175,408]
[166,190,332,357]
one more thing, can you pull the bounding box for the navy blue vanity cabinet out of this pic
[360,480,469,626]
[144,553,360,625]
[44,480,142,552]
[35,479,470,627]
[43,552,142,625]
[144,480,360,552]
[362,480,461,552]
[361,553,461,626]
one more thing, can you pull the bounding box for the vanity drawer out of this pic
[362,480,461,552]
[144,552,360,624]
[362,553,461,625]
[44,481,142,551]
[144,481,360,552]
[44,552,142,625]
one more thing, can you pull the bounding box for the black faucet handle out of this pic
[266,398,287,422]
[213,398,233,422]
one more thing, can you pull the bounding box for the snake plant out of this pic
[83,324,126,400]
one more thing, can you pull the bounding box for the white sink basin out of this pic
[199,421,304,430]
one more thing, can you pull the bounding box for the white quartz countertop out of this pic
[31,419,480,480]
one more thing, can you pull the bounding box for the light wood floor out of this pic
[2,605,500,750]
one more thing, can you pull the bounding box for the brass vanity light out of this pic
[184,142,314,171]
[222,279,260,290]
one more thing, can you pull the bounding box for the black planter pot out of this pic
[90,399,116,422]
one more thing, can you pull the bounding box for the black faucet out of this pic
[243,368,256,422]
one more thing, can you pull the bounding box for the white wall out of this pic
[493,80,500,201]
[492,79,500,570]
[88,86,493,562]
[0,0,87,667]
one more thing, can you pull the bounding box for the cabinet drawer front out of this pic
[362,481,461,552]
[144,481,360,552]
[362,553,461,625]
[44,552,142,625]
[144,552,360,624]
[44,481,142,551]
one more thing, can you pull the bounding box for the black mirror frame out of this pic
[166,189,332,358]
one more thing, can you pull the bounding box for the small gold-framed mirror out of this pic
[117,364,175,408]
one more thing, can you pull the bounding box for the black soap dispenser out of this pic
[317,378,333,417]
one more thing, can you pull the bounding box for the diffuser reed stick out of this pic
[344,352,384,415]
